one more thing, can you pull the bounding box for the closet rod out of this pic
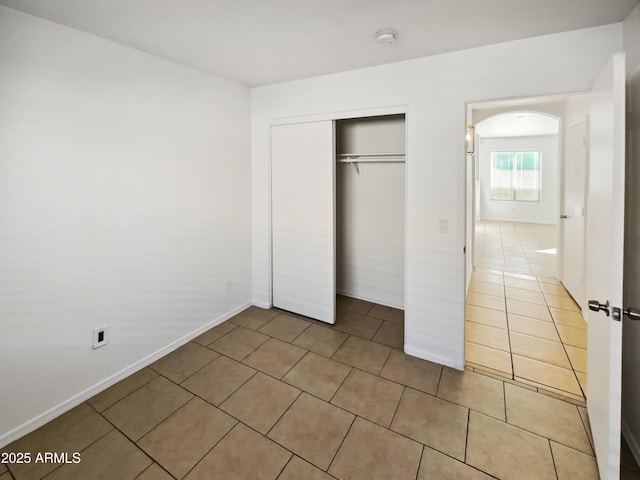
[337,158,405,163]
[337,152,404,158]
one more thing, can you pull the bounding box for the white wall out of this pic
[622,1,640,464]
[336,116,405,308]
[478,135,559,224]
[0,6,252,447]
[252,24,622,369]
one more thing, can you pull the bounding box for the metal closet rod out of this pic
[336,152,405,163]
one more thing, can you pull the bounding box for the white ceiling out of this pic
[1,0,637,86]
[476,112,560,138]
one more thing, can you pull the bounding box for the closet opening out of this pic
[334,114,406,344]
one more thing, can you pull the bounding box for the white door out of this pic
[586,53,625,480]
[271,121,336,323]
[561,121,587,308]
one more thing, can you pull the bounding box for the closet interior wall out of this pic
[335,115,406,308]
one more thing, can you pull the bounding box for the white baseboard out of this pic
[403,344,463,371]
[0,301,251,449]
[622,418,640,468]
[252,300,272,309]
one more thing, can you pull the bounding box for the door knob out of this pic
[560,214,568,219]
[624,307,640,321]
[588,300,610,316]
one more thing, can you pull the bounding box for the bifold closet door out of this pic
[271,121,335,323]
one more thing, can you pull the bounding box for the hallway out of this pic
[466,221,587,402]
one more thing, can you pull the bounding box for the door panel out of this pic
[586,53,625,480]
[561,121,586,308]
[271,121,335,323]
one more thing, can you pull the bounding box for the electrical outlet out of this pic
[225,277,233,292]
[93,325,108,349]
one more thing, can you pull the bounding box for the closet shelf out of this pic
[336,152,405,163]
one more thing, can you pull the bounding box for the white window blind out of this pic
[490,151,541,202]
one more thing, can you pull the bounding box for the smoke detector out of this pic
[376,30,397,46]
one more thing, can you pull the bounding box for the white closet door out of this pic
[271,121,335,323]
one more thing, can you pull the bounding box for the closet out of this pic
[271,114,405,324]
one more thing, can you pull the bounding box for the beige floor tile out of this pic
[391,388,468,461]
[437,367,505,420]
[510,332,571,368]
[193,321,236,346]
[504,276,541,292]
[565,345,587,373]
[3,403,113,480]
[150,341,218,383]
[88,367,158,412]
[556,324,588,348]
[466,321,510,351]
[268,393,354,470]
[138,397,236,478]
[332,369,404,427]
[329,417,422,480]
[470,272,504,285]
[379,349,442,395]
[545,293,581,312]
[180,355,255,406]
[505,287,546,305]
[337,295,374,316]
[507,314,560,342]
[136,463,174,480]
[292,324,349,357]
[578,407,594,452]
[0,473,10,480]
[576,372,587,394]
[333,311,383,339]
[550,308,587,328]
[465,305,507,329]
[504,272,538,281]
[538,275,561,284]
[282,352,351,401]
[0,463,6,475]
[551,442,599,480]
[504,383,592,454]
[186,423,291,480]
[229,306,279,330]
[368,304,404,324]
[465,341,512,375]
[45,430,151,480]
[220,372,300,434]
[372,320,403,348]
[469,281,505,297]
[520,381,586,405]
[104,376,193,440]
[506,299,552,321]
[466,411,556,480]
[467,291,505,311]
[278,456,335,480]
[332,336,392,375]
[417,446,493,480]
[540,282,569,296]
[209,325,270,361]
[258,313,310,342]
[242,338,306,378]
[512,355,582,396]
[467,362,513,379]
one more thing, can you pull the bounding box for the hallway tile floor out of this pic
[2,298,601,480]
[468,221,587,402]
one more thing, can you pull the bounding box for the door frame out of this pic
[266,105,408,315]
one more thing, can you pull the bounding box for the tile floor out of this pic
[2,297,604,480]
[468,221,587,402]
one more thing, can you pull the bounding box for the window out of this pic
[490,151,541,202]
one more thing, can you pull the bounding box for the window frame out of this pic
[489,149,542,203]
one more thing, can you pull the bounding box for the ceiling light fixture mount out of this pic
[376,29,397,46]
